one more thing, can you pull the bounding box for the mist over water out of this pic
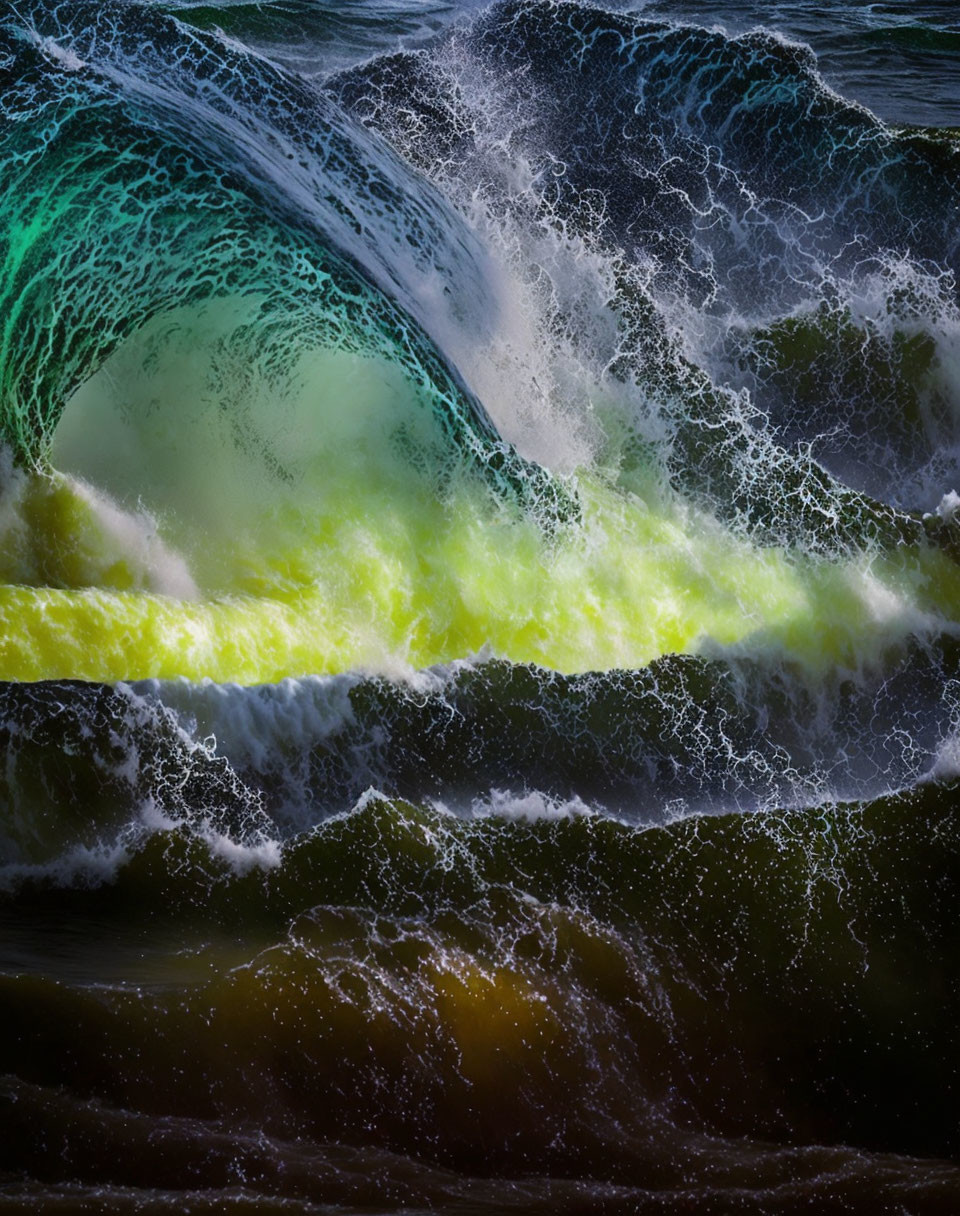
[3,0,960,1210]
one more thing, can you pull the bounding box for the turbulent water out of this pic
[3,0,960,1210]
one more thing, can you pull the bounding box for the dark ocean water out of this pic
[160,0,960,124]
[3,0,960,1210]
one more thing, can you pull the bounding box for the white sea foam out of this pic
[204,830,283,874]
[131,674,360,772]
[937,489,960,520]
[37,35,86,72]
[0,448,198,598]
[470,789,595,823]
[926,733,960,783]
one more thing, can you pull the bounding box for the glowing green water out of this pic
[0,301,955,684]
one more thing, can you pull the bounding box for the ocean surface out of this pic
[3,0,960,1210]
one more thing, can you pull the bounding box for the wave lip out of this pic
[0,0,576,531]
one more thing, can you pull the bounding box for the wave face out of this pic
[4,0,960,1210]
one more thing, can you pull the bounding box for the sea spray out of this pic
[4,0,960,1210]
